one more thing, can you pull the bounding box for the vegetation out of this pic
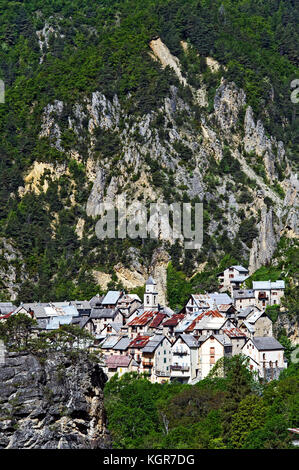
[0,0,298,310]
[104,355,299,449]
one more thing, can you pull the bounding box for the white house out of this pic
[252,280,285,308]
[242,336,287,380]
[170,334,199,384]
[199,334,232,380]
[141,334,172,383]
[217,265,249,293]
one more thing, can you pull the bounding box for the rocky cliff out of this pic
[0,351,110,449]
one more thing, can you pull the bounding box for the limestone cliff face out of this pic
[0,352,110,449]
[9,38,298,302]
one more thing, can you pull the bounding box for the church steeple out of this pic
[144,276,158,311]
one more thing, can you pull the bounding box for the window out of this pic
[210,347,215,354]
[272,292,277,295]
[146,296,150,304]
[164,358,166,363]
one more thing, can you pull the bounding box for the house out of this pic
[199,334,232,380]
[217,304,237,317]
[101,291,124,309]
[89,294,103,308]
[192,310,226,337]
[127,310,158,337]
[71,316,96,335]
[183,294,210,314]
[221,327,247,355]
[90,308,124,334]
[170,334,199,384]
[104,355,139,379]
[252,280,285,308]
[70,300,92,317]
[117,294,142,319]
[128,335,151,365]
[0,302,15,316]
[162,313,185,339]
[217,265,249,292]
[233,289,256,311]
[100,335,122,356]
[242,336,287,380]
[141,334,172,383]
[237,307,272,337]
[0,305,34,322]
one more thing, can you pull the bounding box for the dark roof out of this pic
[90,308,117,319]
[162,313,185,327]
[251,337,285,351]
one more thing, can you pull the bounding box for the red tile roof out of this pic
[127,310,158,326]
[197,309,224,320]
[148,313,167,328]
[162,314,185,327]
[129,335,151,348]
[223,328,247,338]
[106,355,132,368]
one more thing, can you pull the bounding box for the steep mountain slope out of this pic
[0,0,298,303]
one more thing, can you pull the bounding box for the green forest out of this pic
[104,355,299,449]
[0,0,298,303]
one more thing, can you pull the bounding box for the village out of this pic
[0,264,287,384]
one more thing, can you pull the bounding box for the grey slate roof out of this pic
[113,336,131,351]
[231,265,249,273]
[101,291,121,305]
[234,289,254,299]
[252,336,284,350]
[89,294,103,308]
[90,308,117,319]
[145,276,156,285]
[237,306,255,319]
[209,293,233,305]
[213,334,232,346]
[179,334,198,348]
[252,280,285,290]
[142,334,165,353]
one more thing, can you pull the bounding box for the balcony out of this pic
[258,293,268,300]
[155,370,171,377]
[142,361,153,368]
[171,365,190,372]
[173,350,188,355]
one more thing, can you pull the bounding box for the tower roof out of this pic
[145,276,156,285]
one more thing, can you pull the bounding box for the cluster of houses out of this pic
[0,265,287,384]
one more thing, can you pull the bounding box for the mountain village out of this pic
[0,265,287,384]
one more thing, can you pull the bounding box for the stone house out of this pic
[252,280,285,308]
[242,336,287,380]
[233,289,256,311]
[217,265,249,292]
[104,355,139,380]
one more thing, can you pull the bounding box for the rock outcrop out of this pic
[0,351,110,449]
